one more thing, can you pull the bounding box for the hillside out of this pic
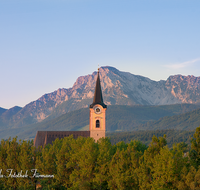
[107,130,194,148]
[137,108,200,130]
[1,103,200,140]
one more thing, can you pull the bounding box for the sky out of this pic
[0,0,200,109]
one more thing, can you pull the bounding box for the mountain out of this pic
[0,107,7,127]
[1,104,200,140]
[1,106,22,120]
[0,107,7,116]
[0,106,22,129]
[1,66,200,129]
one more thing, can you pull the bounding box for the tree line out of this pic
[1,127,200,189]
[108,129,194,148]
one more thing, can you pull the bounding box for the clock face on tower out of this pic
[94,107,101,114]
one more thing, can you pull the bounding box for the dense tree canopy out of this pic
[1,127,200,189]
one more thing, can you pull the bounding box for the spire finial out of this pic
[98,64,99,72]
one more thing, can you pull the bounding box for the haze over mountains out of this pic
[1,66,200,130]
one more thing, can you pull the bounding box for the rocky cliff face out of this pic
[2,66,200,128]
[165,75,200,104]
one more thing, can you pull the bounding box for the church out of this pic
[34,69,107,148]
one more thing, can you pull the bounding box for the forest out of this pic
[1,127,200,189]
[108,129,194,148]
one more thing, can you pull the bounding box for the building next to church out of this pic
[34,69,107,148]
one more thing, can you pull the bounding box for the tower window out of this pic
[96,120,100,128]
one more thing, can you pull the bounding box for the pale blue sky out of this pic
[0,0,200,109]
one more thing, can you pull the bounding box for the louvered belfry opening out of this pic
[96,120,100,128]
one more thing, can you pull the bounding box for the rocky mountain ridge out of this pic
[1,66,200,128]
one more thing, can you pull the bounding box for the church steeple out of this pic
[89,67,107,142]
[90,68,107,108]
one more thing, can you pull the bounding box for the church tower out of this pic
[89,68,107,142]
